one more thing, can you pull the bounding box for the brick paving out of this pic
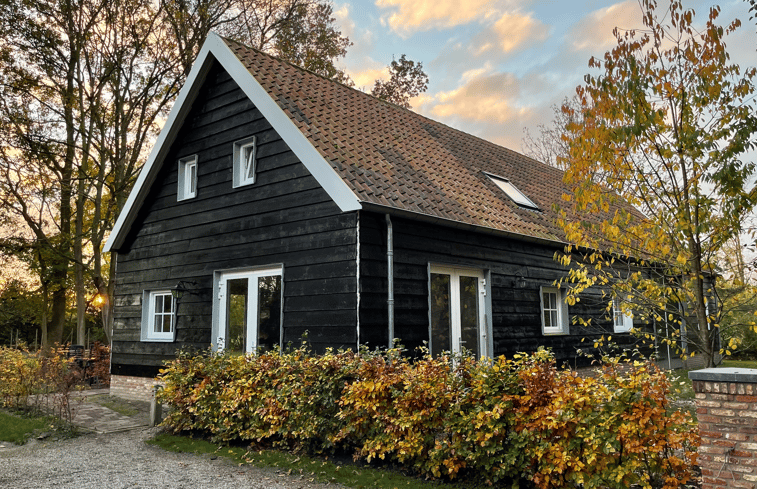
[69,389,151,434]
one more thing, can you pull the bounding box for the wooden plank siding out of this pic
[111,62,358,377]
[358,211,640,365]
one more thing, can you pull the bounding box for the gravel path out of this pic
[0,427,343,489]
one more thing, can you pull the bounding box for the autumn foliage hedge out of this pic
[157,347,699,489]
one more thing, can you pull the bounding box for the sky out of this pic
[331,0,756,152]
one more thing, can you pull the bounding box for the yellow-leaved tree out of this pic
[557,0,757,368]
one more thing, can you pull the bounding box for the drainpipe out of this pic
[386,214,394,348]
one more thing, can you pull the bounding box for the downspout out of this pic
[356,211,361,351]
[386,214,394,348]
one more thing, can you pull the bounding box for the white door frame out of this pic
[428,264,489,357]
[212,265,283,353]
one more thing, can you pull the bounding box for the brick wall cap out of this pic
[689,368,757,383]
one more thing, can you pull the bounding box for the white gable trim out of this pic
[104,33,361,252]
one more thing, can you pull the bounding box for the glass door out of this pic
[216,267,282,353]
[429,265,486,357]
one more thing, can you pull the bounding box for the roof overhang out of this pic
[104,33,361,252]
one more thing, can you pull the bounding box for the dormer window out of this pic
[485,172,539,210]
[233,136,257,187]
[177,155,197,201]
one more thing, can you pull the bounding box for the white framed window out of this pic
[212,265,282,354]
[177,155,197,200]
[141,290,175,342]
[233,137,257,188]
[612,298,634,333]
[484,172,540,210]
[540,286,569,335]
[428,265,491,358]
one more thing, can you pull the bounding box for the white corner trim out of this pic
[105,33,361,252]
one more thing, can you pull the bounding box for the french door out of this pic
[429,265,487,357]
[215,267,282,354]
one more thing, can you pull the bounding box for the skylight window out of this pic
[485,173,540,210]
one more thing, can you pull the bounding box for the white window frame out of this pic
[540,286,569,335]
[428,264,492,358]
[233,137,257,188]
[141,290,176,342]
[211,265,283,353]
[612,298,634,333]
[177,155,197,200]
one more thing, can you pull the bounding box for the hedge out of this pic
[157,346,699,489]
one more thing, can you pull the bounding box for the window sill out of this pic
[141,336,175,343]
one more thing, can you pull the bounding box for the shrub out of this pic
[158,348,699,488]
[158,345,360,453]
[335,350,462,470]
[0,346,83,422]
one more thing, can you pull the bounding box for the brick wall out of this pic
[690,369,757,489]
[110,374,163,403]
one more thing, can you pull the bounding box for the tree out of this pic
[272,1,352,84]
[0,0,183,347]
[556,0,757,367]
[522,99,581,169]
[716,234,757,358]
[371,54,429,109]
[161,0,352,82]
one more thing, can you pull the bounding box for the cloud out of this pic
[376,0,500,35]
[428,71,527,124]
[490,12,549,54]
[348,66,388,88]
[569,0,641,52]
[333,3,356,40]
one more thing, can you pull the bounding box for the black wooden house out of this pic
[104,33,639,383]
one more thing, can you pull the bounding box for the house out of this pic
[104,33,641,397]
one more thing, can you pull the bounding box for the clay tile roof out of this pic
[225,37,576,243]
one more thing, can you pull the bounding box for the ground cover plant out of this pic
[148,432,482,489]
[158,346,700,489]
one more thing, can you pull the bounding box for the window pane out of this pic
[154,295,164,314]
[459,276,479,356]
[161,314,172,333]
[257,275,281,353]
[543,309,552,328]
[227,279,248,354]
[550,311,558,328]
[189,162,196,195]
[430,273,451,356]
[245,146,255,180]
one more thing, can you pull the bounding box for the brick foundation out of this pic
[690,368,757,489]
[110,374,163,403]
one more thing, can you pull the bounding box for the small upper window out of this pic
[177,155,197,201]
[485,173,539,210]
[540,286,569,335]
[612,298,633,333]
[233,137,257,188]
[141,290,175,342]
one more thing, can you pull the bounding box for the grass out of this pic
[86,395,140,416]
[147,433,486,489]
[0,410,58,445]
[720,358,757,369]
